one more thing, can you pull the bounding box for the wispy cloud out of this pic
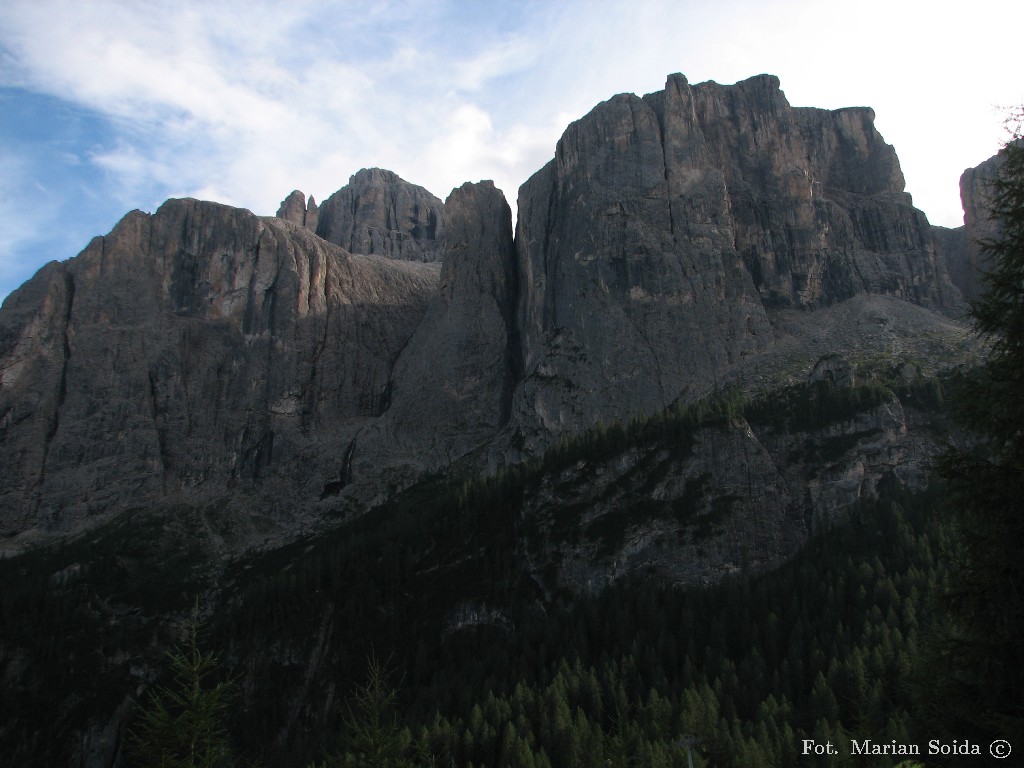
[2,0,1024,300]
[0,1,560,206]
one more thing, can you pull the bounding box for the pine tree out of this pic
[127,610,235,768]
[320,654,414,768]
[935,114,1024,750]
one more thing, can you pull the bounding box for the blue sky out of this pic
[2,0,1023,301]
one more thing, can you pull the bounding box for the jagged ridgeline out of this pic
[0,73,980,552]
[0,71,992,767]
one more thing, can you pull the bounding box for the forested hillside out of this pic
[2,377,957,767]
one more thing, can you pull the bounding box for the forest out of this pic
[0,376,959,767]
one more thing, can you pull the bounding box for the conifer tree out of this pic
[318,654,414,768]
[936,114,1024,750]
[127,609,235,768]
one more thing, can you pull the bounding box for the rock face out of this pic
[513,89,772,441]
[352,181,519,482]
[0,72,980,550]
[276,190,320,231]
[955,144,1016,299]
[931,224,970,299]
[511,74,962,443]
[0,199,438,543]
[929,141,1019,302]
[686,77,959,312]
[315,168,446,262]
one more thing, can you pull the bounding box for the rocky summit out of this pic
[511,73,964,445]
[0,200,439,546]
[0,73,987,557]
[315,167,446,262]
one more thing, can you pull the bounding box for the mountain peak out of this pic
[1,72,979,550]
[314,168,446,261]
[275,189,318,231]
[349,167,404,185]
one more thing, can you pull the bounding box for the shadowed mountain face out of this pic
[0,72,999,768]
[943,139,1023,299]
[511,74,963,441]
[0,199,438,544]
[0,73,985,552]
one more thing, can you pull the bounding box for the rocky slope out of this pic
[526,400,914,593]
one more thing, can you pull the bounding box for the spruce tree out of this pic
[936,116,1024,751]
[318,654,414,768]
[127,610,235,768]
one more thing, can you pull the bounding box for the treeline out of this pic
[0,507,211,765]
[129,482,952,767]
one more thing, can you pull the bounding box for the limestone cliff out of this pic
[314,168,446,262]
[929,139,1023,302]
[276,190,320,231]
[511,73,963,444]
[351,181,519,484]
[931,224,970,300]
[953,144,1018,299]
[0,199,438,545]
[0,72,980,551]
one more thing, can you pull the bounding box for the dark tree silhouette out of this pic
[936,115,1024,753]
[128,609,236,768]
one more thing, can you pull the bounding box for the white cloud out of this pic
[2,0,1024,301]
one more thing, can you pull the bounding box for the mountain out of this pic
[1,73,976,554]
[509,73,962,445]
[0,72,997,767]
[315,167,446,262]
[0,200,439,548]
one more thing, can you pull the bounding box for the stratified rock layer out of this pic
[315,168,445,262]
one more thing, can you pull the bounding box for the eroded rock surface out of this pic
[0,73,981,550]
[276,190,320,231]
[511,73,963,444]
[0,200,438,543]
[315,168,445,262]
[352,181,519,484]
